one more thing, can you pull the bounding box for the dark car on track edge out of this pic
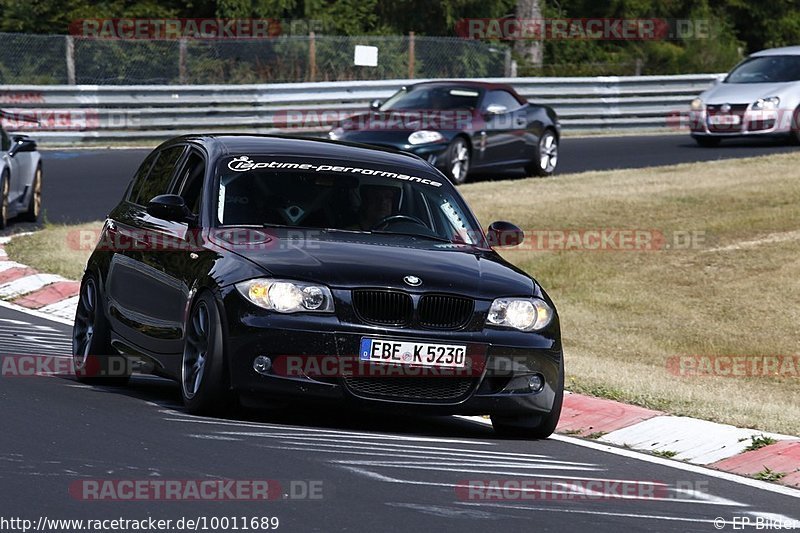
[328,81,561,184]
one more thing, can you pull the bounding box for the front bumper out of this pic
[688,108,795,138]
[222,289,562,417]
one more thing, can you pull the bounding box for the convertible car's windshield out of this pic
[216,156,483,245]
[725,55,800,83]
[380,86,482,111]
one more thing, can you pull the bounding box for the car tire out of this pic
[72,273,130,385]
[0,170,9,230]
[181,291,233,415]
[526,129,558,177]
[20,164,42,223]
[444,138,470,185]
[692,135,721,147]
[490,359,565,439]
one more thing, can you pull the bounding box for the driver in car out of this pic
[352,184,399,230]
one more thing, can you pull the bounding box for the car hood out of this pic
[701,81,800,105]
[216,230,535,299]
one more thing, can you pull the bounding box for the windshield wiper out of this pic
[370,230,457,244]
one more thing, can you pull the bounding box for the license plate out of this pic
[708,114,741,126]
[359,338,466,368]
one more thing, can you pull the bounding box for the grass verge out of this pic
[463,151,800,436]
[5,222,100,281]
[6,152,800,435]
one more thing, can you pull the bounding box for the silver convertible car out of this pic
[0,111,42,228]
[689,46,800,146]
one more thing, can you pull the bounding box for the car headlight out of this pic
[690,98,704,111]
[236,279,334,313]
[408,130,445,145]
[752,97,780,110]
[486,298,553,332]
[328,127,344,141]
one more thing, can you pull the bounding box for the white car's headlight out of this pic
[486,298,553,332]
[328,127,344,140]
[408,130,444,145]
[752,97,780,110]
[690,98,704,111]
[236,279,334,313]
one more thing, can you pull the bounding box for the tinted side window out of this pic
[131,146,185,206]
[172,150,205,215]
[483,90,522,112]
[127,151,159,203]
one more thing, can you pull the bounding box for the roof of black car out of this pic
[167,134,440,175]
[408,80,515,91]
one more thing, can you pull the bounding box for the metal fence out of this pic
[0,32,510,85]
[0,74,721,144]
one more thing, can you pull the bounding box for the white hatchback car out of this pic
[689,46,800,146]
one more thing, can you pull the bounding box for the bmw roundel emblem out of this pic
[404,275,422,287]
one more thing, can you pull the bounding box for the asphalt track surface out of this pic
[1,303,799,532]
[33,133,800,225]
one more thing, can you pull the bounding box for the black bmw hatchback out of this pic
[73,134,564,438]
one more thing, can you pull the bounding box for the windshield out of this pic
[725,55,800,83]
[380,85,482,111]
[216,156,483,245]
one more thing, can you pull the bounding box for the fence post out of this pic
[179,38,188,84]
[308,31,317,82]
[408,31,415,79]
[65,36,76,85]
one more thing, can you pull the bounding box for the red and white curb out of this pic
[555,393,799,489]
[1,236,798,491]
[0,237,80,321]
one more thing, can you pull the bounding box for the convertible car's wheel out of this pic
[73,273,130,385]
[490,360,564,439]
[692,135,721,147]
[0,170,9,230]
[181,291,232,415]
[527,129,558,177]
[445,138,470,185]
[20,164,42,222]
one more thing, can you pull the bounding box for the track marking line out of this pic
[339,466,746,507]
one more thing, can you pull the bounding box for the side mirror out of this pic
[483,104,507,118]
[486,221,524,248]
[147,194,194,223]
[7,137,37,158]
[369,99,383,111]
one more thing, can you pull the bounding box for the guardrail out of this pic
[0,74,722,144]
